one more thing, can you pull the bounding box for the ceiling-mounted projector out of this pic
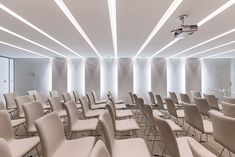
[171,15,198,39]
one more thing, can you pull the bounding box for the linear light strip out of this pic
[171,0,235,57]
[0,40,51,58]
[0,3,83,58]
[150,38,180,58]
[108,0,117,57]
[171,28,235,57]
[0,26,67,58]
[134,0,183,58]
[198,0,235,26]
[54,0,102,58]
[186,40,235,58]
[204,49,235,58]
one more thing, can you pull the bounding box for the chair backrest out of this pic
[154,115,180,157]
[27,90,38,99]
[106,101,117,130]
[0,110,14,141]
[155,94,164,110]
[0,101,6,110]
[34,93,47,106]
[221,101,235,118]
[99,111,115,155]
[49,90,60,98]
[3,93,18,109]
[15,95,33,118]
[145,105,156,128]
[210,111,235,153]
[204,94,219,110]
[164,97,177,117]
[79,96,90,116]
[193,97,210,117]
[180,93,191,104]
[0,138,12,157]
[86,93,95,107]
[137,98,147,116]
[62,92,72,103]
[73,90,80,103]
[148,91,156,105]
[90,140,111,157]
[22,101,44,133]
[128,91,135,104]
[169,92,179,104]
[48,97,63,112]
[35,112,66,157]
[64,101,80,131]
[191,91,201,98]
[182,102,204,132]
[91,90,98,102]
[223,96,235,104]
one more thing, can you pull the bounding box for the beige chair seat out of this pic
[95,100,107,104]
[114,100,124,104]
[115,119,139,131]
[115,104,127,109]
[116,110,133,118]
[91,104,106,109]
[8,137,40,157]
[165,119,182,132]
[53,137,95,157]
[71,119,99,132]
[11,118,25,128]
[202,120,213,133]
[177,137,216,157]
[176,110,185,118]
[7,108,16,113]
[85,110,104,118]
[42,105,51,110]
[153,110,164,117]
[76,103,82,109]
[112,138,151,157]
[57,110,67,117]
[28,125,37,133]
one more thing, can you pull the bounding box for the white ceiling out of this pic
[0,0,234,58]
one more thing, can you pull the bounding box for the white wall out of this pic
[0,57,10,101]
[15,58,51,96]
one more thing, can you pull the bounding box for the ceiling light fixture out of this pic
[134,0,183,58]
[0,40,51,58]
[198,0,235,26]
[150,38,180,58]
[107,0,117,57]
[186,40,235,58]
[54,0,102,58]
[0,3,83,58]
[0,26,67,58]
[171,0,235,57]
[171,28,235,57]
[204,49,235,58]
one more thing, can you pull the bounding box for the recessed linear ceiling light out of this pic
[0,40,51,58]
[0,3,83,58]
[150,38,180,58]
[171,0,235,57]
[54,0,102,58]
[171,28,235,57]
[133,0,183,58]
[186,40,235,58]
[107,0,117,57]
[0,26,67,58]
[204,49,235,58]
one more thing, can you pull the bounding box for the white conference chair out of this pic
[191,91,201,99]
[48,97,67,117]
[73,90,81,104]
[99,111,151,157]
[193,97,211,117]
[148,91,158,107]
[108,95,127,110]
[49,90,64,103]
[169,91,181,105]
[155,94,167,111]
[27,90,38,99]
[154,115,216,157]
[0,110,40,157]
[35,112,95,157]
[109,99,133,118]
[62,92,81,109]
[204,94,222,111]
[0,138,12,157]
[221,101,235,118]
[91,90,106,104]
[86,93,106,109]
[180,93,191,104]
[33,93,51,110]
[15,95,33,118]
[64,101,99,139]
[3,93,18,111]
[223,96,235,104]
[210,110,235,156]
